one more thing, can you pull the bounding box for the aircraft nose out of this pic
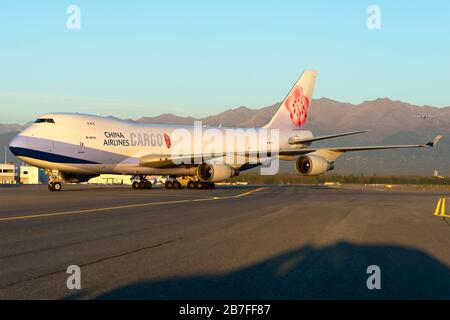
[9,135,24,156]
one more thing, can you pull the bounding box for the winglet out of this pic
[426,135,442,147]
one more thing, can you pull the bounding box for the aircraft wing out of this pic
[139,151,276,168]
[139,154,212,168]
[140,152,277,168]
[279,135,442,161]
[139,135,441,167]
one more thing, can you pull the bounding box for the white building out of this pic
[89,174,134,185]
[20,166,41,184]
[0,164,16,184]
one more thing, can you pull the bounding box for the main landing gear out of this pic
[190,181,215,190]
[165,179,215,190]
[130,175,215,190]
[131,176,152,190]
[164,180,183,190]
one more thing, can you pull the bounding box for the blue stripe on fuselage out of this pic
[9,147,99,164]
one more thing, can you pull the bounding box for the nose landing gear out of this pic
[46,169,63,192]
[48,181,62,191]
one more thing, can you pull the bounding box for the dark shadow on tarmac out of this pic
[88,242,450,300]
[0,184,22,188]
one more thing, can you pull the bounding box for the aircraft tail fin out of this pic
[265,70,317,130]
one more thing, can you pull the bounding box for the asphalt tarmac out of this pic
[0,184,449,299]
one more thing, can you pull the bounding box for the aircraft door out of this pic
[78,138,86,155]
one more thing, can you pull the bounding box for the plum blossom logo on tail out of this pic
[164,133,171,148]
[284,86,310,126]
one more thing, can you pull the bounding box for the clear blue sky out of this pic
[0,1,449,123]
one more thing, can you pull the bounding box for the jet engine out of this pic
[196,163,239,182]
[295,155,334,176]
[61,172,99,183]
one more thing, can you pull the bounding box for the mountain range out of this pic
[1,98,448,176]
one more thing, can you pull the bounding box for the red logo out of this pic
[164,133,171,148]
[284,86,310,127]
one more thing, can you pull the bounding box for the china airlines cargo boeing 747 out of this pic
[9,70,441,191]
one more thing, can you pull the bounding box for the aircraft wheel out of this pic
[173,181,180,189]
[53,182,62,192]
[138,181,146,189]
[165,181,173,189]
[193,181,200,189]
[208,182,215,189]
[197,181,207,189]
[132,181,139,190]
[48,183,55,191]
[145,181,152,189]
[187,181,195,189]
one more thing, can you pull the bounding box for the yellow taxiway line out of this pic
[0,188,265,222]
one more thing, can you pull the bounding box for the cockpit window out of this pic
[34,118,55,124]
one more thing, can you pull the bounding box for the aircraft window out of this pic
[34,118,55,124]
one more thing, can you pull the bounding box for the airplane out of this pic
[415,114,433,119]
[9,70,442,191]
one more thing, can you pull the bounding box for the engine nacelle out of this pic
[61,172,99,183]
[295,155,334,176]
[197,163,239,182]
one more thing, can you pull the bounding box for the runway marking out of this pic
[0,188,265,222]
[434,198,450,218]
